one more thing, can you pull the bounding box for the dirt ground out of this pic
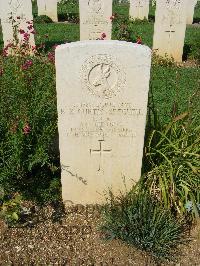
[0,204,200,266]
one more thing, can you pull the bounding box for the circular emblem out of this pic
[81,54,126,99]
[88,0,103,13]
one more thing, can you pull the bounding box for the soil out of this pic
[0,203,200,266]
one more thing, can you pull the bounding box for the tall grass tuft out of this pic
[101,190,189,262]
[144,111,200,218]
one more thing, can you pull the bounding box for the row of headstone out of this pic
[0,0,198,60]
[130,0,198,24]
[36,0,199,27]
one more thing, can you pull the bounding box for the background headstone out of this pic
[37,0,58,22]
[79,0,112,40]
[186,0,197,24]
[129,0,150,20]
[153,0,187,62]
[0,0,35,47]
[56,41,151,205]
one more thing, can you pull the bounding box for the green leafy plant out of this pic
[0,192,22,226]
[113,16,136,42]
[144,110,200,218]
[34,15,53,24]
[152,52,176,67]
[101,189,189,262]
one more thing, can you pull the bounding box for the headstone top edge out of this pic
[55,41,152,55]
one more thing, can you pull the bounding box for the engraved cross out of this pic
[165,26,175,38]
[165,25,175,49]
[90,140,112,172]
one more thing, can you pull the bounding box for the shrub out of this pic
[34,15,53,24]
[113,16,136,42]
[101,190,189,262]
[0,47,60,202]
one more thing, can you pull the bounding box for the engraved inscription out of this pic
[68,102,142,116]
[3,0,25,23]
[88,0,103,13]
[9,0,22,13]
[81,55,126,99]
[64,102,142,138]
[163,0,182,25]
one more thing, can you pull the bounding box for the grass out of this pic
[150,66,200,125]
[101,190,189,262]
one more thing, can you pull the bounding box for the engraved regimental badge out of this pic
[81,54,126,99]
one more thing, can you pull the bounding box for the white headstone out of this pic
[129,0,150,20]
[37,0,58,22]
[186,0,197,24]
[56,41,152,205]
[0,0,35,48]
[79,0,112,40]
[153,0,187,62]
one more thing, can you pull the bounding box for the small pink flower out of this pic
[30,30,36,35]
[23,123,31,135]
[27,25,33,30]
[2,49,8,57]
[136,37,142,44]
[23,32,30,41]
[48,52,55,63]
[0,68,3,76]
[110,15,115,21]
[26,60,33,66]
[19,29,25,34]
[22,65,28,70]
[101,32,106,40]
[52,44,58,50]
[22,60,33,70]
[2,43,12,56]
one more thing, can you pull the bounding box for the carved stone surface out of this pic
[0,0,35,47]
[79,0,112,40]
[37,0,58,22]
[129,0,150,20]
[56,41,151,204]
[153,0,187,62]
[81,54,126,99]
[186,0,197,24]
